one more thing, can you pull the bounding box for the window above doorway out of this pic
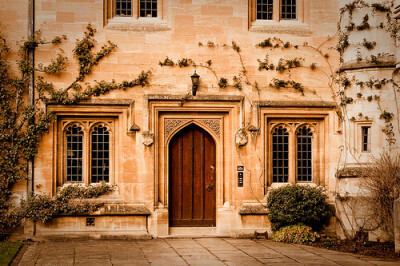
[104,0,169,31]
[113,0,158,18]
[249,0,311,35]
[256,0,297,21]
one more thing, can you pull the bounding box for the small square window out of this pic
[281,0,297,20]
[249,0,306,32]
[252,0,297,22]
[86,217,95,226]
[109,0,158,19]
[140,0,158,17]
[115,0,132,16]
[257,0,274,20]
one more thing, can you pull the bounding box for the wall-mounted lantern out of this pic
[191,70,200,96]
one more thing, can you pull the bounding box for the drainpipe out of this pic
[27,0,35,199]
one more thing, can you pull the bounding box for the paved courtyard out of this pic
[15,238,400,265]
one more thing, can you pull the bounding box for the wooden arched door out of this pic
[169,124,216,227]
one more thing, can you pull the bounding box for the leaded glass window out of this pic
[296,126,312,182]
[91,125,110,183]
[362,126,371,152]
[272,126,289,182]
[66,125,83,182]
[257,0,274,20]
[140,0,157,17]
[115,0,132,16]
[281,0,296,19]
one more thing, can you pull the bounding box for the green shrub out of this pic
[273,224,319,243]
[267,185,332,231]
[20,184,113,223]
[20,193,101,223]
[322,238,332,247]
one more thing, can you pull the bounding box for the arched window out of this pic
[91,125,110,183]
[272,126,289,183]
[296,126,312,182]
[65,125,84,182]
[61,120,114,185]
[268,120,322,186]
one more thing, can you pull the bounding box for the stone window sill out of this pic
[238,204,269,215]
[269,182,317,189]
[336,167,366,178]
[62,202,151,216]
[105,17,170,32]
[250,20,312,36]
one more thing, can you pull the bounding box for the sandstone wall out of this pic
[2,0,345,238]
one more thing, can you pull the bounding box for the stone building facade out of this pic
[2,0,399,239]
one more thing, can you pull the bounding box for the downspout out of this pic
[27,0,35,199]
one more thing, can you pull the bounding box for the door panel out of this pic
[169,124,216,227]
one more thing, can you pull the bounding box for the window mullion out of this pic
[110,126,114,185]
[297,0,304,22]
[312,131,316,184]
[133,0,138,19]
[273,0,280,22]
[158,0,163,20]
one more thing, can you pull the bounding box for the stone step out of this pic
[165,227,227,238]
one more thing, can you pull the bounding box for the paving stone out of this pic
[112,262,150,266]
[111,259,150,265]
[183,259,225,265]
[16,238,400,266]
[257,257,301,264]
[34,259,73,266]
[368,261,400,266]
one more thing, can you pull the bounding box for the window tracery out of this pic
[60,119,115,185]
[268,121,319,185]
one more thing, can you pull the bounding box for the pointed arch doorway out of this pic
[168,124,216,227]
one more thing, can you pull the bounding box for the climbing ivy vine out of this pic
[0,24,151,239]
[337,0,399,146]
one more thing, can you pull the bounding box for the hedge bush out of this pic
[273,224,319,243]
[267,185,332,231]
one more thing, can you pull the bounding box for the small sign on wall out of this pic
[237,166,244,187]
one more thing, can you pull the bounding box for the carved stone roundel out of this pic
[165,119,221,141]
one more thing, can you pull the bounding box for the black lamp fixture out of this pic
[191,70,200,96]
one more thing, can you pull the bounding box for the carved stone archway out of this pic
[165,118,221,143]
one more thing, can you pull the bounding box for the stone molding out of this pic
[165,118,221,141]
[336,167,366,178]
[249,24,312,36]
[238,204,269,215]
[340,58,396,72]
[105,22,170,32]
[258,100,336,108]
[146,94,244,102]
